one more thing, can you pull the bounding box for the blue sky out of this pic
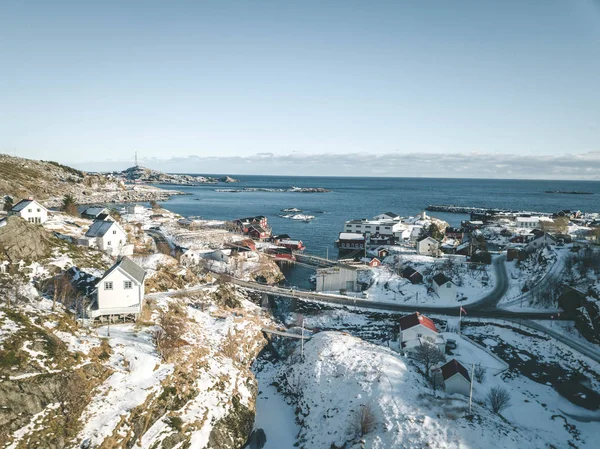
[1,1,600,177]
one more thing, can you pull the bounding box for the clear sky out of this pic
[1,0,600,177]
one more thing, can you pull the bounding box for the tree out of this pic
[411,340,446,377]
[486,386,511,414]
[3,196,13,212]
[62,194,79,217]
[428,223,444,241]
[474,363,486,383]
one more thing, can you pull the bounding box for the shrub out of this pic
[474,363,486,383]
[487,386,511,414]
[353,403,377,437]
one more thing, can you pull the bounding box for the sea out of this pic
[151,176,600,288]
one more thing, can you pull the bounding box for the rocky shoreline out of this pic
[215,186,331,193]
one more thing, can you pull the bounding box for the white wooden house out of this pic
[525,233,556,252]
[373,212,400,221]
[416,236,440,256]
[9,198,49,224]
[81,207,111,219]
[399,312,445,352]
[440,359,471,396]
[87,257,146,320]
[432,273,457,302]
[84,219,131,256]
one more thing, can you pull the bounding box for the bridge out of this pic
[262,328,311,340]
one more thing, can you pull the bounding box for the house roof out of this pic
[402,266,421,278]
[339,232,365,241]
[441,359,470,382]
[399,312,438,333]
[10,199,47,213]
[432,273,452,286]
[379,211,399,218]
[85,220,120,238]
[97,257,146,285]
[83,207,109,216]
[417,236,438,243]
[249,224,266,233]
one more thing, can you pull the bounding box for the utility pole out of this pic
[469,362,475,414]
[107,315,111,337]
[301,318,305,361]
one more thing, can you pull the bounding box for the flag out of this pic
[460,307,467,316]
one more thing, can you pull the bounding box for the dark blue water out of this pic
[156,176,600,260]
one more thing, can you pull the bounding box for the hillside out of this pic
[116,165,240,185]
[0,155,181,207]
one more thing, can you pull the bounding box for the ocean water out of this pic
[157,176,600,261]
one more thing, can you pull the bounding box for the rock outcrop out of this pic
[0,216,54,262]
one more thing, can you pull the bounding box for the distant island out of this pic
[544,190,593,195]
[113,166,240,185]
[215,186,331,193]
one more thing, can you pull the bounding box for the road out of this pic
[469,254,509,311]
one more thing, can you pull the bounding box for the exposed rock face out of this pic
[575,297,600,343]
[0,216,54,262]
[219,176,240,183]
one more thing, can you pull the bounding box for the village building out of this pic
[361,257,381,267]
[416,236,440,257]
[315,265,359,292]
[525,232,556,252]
[432,273,457,302]
[83,219,131,256]
[234,216,269,233]
[343,218,405,239]
[248,224,270,240]
[444,227,465,241]
[336,232,366,251]
[8,198,49,224]
[81,207,111,220]
[278,239,305,251]
[399,312,445,352]
[126,204,146,215]
[440,359,471,396]
[377,248,390,259]
[373,211,401,221]
[401,266,423,284]
[87,257,146,320]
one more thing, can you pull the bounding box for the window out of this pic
[37,208,40,212]
[124,281,133,289]
[107,241,112,246]
[417,333,422,338]
[28,208,32,212]
[104,281,113,290]
[447,284,451,288]
[113,230,117,234]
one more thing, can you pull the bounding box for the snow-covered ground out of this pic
[353,254,495,307]
[275,330,600,448]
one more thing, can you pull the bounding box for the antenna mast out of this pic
[135,151,138,167]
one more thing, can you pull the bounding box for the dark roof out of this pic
[402,266,421,278]
[432,273,452,286]
[249,224,266,233]
[441,359,470,382]
[10,199,47,212]
[382,211,399,218]
[399,312,438,333]
[85,220,119,238]
[98,257,146,285]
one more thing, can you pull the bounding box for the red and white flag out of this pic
[460,307,467,316]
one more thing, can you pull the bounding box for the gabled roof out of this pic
[417,235,438,243]
[97,257,145,285]
[83,207,109,216]
[402,266,421,278]
[379,211,399,218]
[10,199,48,213]
[432,273,452,286]
[85,220,120,238]
[249,224,266,233]
[399,312,438,333]
[441,359,470,382]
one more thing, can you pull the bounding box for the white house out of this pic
[8,198,49,224]
[373,212,401,221]
[399,312,445,352]
[207,248,232,263]
[81,207,110,220]
[87,257,146,320]
[432,273,457,302]
[84,219,131,256]
[525,232,556,252]
[315,265,359,292]
[416,236,440,256]
[343,218,405,238]
[440,359,471,396]
[127,204,146,215]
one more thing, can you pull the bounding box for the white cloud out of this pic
[74,151,600,180]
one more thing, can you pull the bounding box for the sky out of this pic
[1,0,600,179]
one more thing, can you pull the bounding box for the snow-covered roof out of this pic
[279,239,302,245]
[339,232,365,241]
[433,273,453,286]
